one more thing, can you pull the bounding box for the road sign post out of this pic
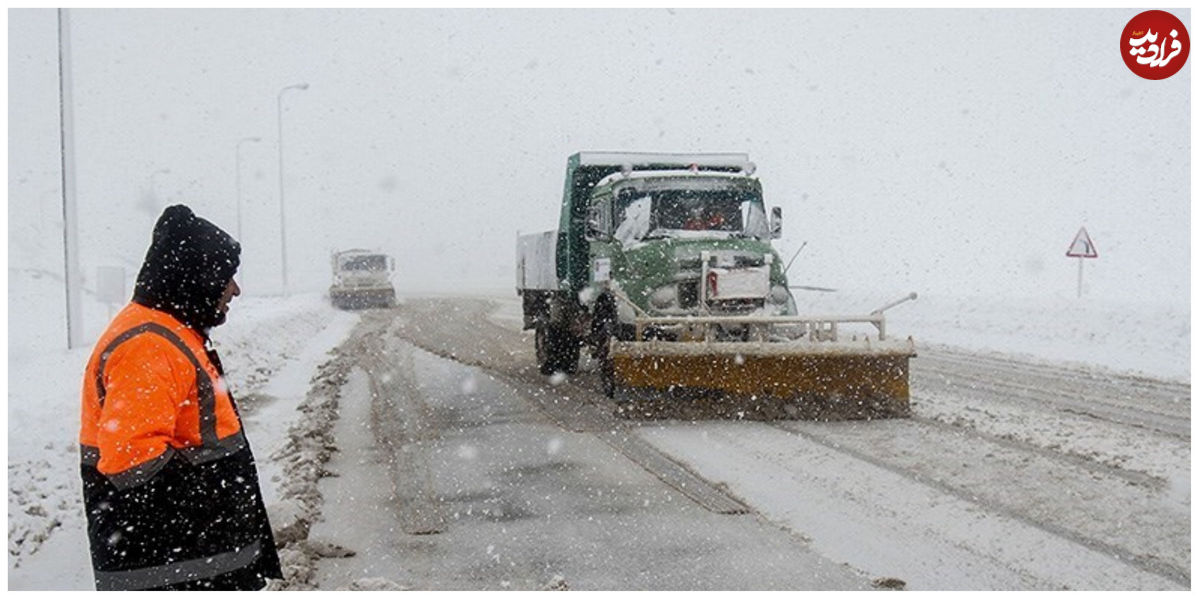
[1065,227,1098,298]
[1076,257,1084,299]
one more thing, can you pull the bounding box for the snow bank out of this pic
[262,337,361,590]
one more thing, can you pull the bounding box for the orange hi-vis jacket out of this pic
[80,302,246,490]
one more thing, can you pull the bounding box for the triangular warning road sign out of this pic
[1066,227,1098,258]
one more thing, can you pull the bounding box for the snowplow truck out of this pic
[516,151,916,420]
[329,249,396,309]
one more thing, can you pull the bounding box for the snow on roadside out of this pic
[261,331,360,590]
[7,345,92,589]
[210,294,359,509]
[794,288,1189,382]
[7,290,357,590]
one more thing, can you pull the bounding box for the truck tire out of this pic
[557,328,580,374]
[536,323,579,375]
[535,324,553,374]
[591,299,618,397]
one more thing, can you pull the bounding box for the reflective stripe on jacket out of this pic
[79,302,245,488]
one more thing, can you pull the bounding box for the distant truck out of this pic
[515,151,916,419]
[329,249,396,309]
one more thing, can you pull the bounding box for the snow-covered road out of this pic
[8,291,1189,590]
[371,295,1189,590]
[290,316,869,590]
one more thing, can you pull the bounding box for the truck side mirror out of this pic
[585,207,609,242]
[389,257,395,271]
[770,206,783,239]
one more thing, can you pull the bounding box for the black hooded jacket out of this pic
[132,204,241,332]
[81,205,282,590]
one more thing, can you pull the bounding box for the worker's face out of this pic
[216,278,240,325]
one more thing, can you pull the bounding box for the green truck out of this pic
[516,152,915,418]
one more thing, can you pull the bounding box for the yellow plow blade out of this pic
[609,341,915,420]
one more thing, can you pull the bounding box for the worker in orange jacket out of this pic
[79,205,281,590]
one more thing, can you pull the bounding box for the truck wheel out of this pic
[592,315,617,397]
[535,324,557,375]
[558,331,580,374]
[536,324,579,375]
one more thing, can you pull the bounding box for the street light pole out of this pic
[235,137,261,241]
[276,82,309,296]
[58,7,83,348]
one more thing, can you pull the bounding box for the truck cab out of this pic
[517,152,797,373]
[329,249,396,309]
[584,169,797,336]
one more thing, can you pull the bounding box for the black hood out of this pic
[132,205,240,332]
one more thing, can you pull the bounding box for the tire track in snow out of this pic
[364,319,445,536]
[767,419,1189,588]
[644,422,1184,590]
[905,413,1163,489]
[913,352,1189,439]
[381,302,749,515]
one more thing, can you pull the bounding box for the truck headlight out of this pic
[650,285,677,309]
[769,285,790,305]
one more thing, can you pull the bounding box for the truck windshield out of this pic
[613,179,768,244]
[340,255,388,271]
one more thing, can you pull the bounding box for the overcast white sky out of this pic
[8,8,1190,315]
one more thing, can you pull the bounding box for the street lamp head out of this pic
[296,82,309,90]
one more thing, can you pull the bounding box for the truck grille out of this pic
[709,298,765,314]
